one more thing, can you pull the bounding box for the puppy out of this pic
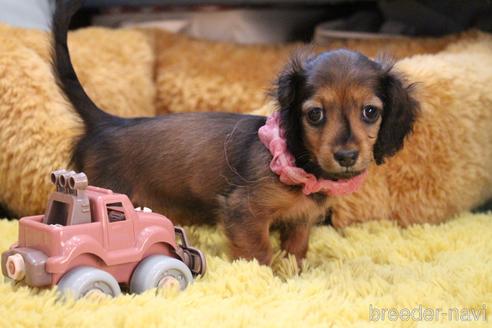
[52,0,418,266]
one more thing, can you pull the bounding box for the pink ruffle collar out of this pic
[258,112,367,196]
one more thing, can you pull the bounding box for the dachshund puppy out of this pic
[53,0,418,266]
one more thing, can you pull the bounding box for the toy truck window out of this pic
[106,202,126,223]
[46,200,69,225]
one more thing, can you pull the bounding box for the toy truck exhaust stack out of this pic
[1,170,206,299]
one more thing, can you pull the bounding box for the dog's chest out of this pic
[277,191,330,223]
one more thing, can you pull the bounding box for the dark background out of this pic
[71,0,492,40]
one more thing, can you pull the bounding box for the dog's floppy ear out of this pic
[373,58,419,164]
[276,52,308,112]
[273,50,316,168]
[275,51,313,138]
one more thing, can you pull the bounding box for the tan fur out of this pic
[153,29,478,114]
[303,85,382,175]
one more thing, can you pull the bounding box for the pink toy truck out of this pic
[1,170,206,299]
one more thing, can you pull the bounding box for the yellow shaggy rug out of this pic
[0,213,490,327]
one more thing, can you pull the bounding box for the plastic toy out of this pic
[1,169,206,299]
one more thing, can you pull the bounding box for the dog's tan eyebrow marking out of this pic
[301,99,323,113]
[365,96,383,109]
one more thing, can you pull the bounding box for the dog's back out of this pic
[51,0,270,224]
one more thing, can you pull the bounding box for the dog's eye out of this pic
[306,107,324,125]
[361,105,380,123]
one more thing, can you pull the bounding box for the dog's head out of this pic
[275,49,419,180]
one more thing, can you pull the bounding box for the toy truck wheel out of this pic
[130,255,193,294]
[6,254,26,281]
[57,266,121,299]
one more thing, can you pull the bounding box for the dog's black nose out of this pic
[334,150,358,167]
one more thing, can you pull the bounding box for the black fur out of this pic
[0,203,16,220]
[275,54,323,177]
[472,199,492,213]
[52,0,124,131]
[373,67,419,164]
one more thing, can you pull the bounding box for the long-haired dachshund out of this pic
[52,0,419,266]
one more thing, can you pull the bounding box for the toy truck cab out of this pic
[1,170,205,299]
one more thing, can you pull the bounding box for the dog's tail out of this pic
[52,0,121,130]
